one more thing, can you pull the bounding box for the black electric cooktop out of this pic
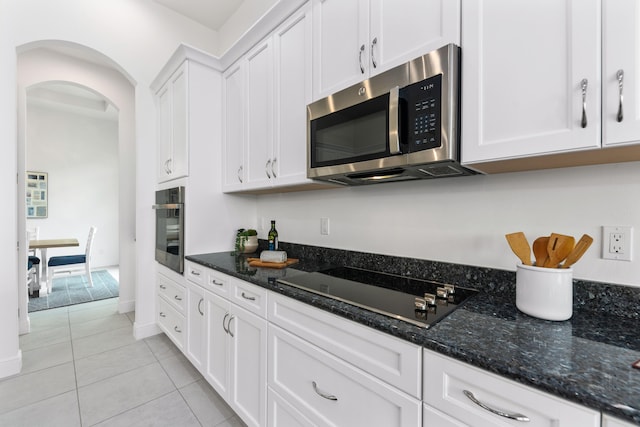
[277,266,478,328]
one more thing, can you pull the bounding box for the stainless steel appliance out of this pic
[278,266,477,328]
[307,44,476,185]
[153,187,184,274]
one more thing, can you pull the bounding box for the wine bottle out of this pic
[268,220,278,250]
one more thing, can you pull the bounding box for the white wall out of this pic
[1,0,222,378]
[256,161,640,287]
[25,103,119,267]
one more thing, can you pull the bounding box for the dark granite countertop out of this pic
[186,251,640,425]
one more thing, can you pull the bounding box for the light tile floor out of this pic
[1,296,247,426]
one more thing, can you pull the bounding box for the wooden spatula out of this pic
[561,234,593,268]
[505,232,532,265]
[532,236,549,267]
[544,233,575,268]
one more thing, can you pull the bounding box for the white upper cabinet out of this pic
[223,3,315,193]
[312,0,460,100]
[461,0,601,165]
[156,62,189,183]
[603,0,640,147]
[222,61,245,192]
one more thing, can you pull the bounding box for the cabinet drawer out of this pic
[185,260,206,287]
[268,325,421,427]
[423,350,600,427]
[268,292,421,398]
[158,273,185,313]
[231,279,267,317]
[268,387,316,427]
[158,297,185,350]
[207,269,231,298]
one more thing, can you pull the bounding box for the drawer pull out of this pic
[211,279,224,286]
[174,326,182,333]
[159,312,166,318]
[312,381,338,401]
[463,390,529,422]
[191,270,201,276]
[160,284,167,290]
[174,295,182,301]
[197,298,204,316]
[241,292,256,301]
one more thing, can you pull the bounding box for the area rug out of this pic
[28,270,119,312]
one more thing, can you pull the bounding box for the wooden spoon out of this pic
[544,233,575,268]
[562,234,593,268]
[532,236,549,267]
[505,232,532,265]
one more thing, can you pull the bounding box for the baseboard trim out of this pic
[133,320,161,340]
[118,298,135,314]
[0,350,22,379]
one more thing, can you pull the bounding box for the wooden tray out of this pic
[247,257,299,269]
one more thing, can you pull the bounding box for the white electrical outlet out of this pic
[320,217,330,235]
[602,226,633,261]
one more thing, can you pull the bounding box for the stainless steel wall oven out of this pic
[153,187,184,274]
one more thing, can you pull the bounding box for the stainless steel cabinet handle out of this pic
[371,37,378,68]
[211,279,224,286]
[160,284,166,290]
[358,44,365,74]
[265,159,272,178]
[159,312,166,318]
[174,295,182,301]
[228,315,235,338]
[191,270,200,276]
[164,159,172,175]
[617,69,624,123]
[312,381,338,401]
[222,313,230,333]
[463,390,529,422]
[271,158,277,178]
[237,165,243,183]
[241,292,256,301]
[197,298,204,316]
[174,326,182,333]
[581,78,588,128]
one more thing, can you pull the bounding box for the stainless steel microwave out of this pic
[153,187,184,274]
[307,44,476,185]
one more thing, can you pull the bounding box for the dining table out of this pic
[29,238,80,295]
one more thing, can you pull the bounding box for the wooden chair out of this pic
[47,226,97,291]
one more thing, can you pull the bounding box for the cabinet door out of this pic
[157,83,172,182]
[312,0,369,99]
[603,0,640,147]
[369,0,460,75]
[205,292,230,398]
[229,305,267,427]
[169,63,188,180]
[185,282,205,373]
[273,4,314,187]
[222,62,245,192]
[602,414,636,427]
[461,0,601,164]
[245,39,274,190]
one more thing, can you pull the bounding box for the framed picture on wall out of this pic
[26,171,48,218]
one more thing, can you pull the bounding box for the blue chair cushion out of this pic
[29,255,40,265]
[48,255,86,267]
[28,261,33,270]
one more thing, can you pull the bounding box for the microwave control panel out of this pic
[401,74,442,151]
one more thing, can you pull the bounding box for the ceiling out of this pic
[153,0,245,31]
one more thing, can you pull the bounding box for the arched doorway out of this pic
[17,41,136,333]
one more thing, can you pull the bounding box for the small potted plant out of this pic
[234,228,258,254]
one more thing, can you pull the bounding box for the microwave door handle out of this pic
[388,86,401,154]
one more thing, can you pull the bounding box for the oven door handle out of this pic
[152,203,183,209]
[388,86,401,155]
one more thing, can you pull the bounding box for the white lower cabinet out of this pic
[268,387,317,427]
[602,414,636,427]
[268,325,421,427]
[422,350,600,427]
[203,280,267,427]
[185,280,206,372]
[157,272,186,351]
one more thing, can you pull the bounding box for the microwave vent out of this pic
[417,164,465,177]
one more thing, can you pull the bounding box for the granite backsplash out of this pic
[263,240,640,320]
